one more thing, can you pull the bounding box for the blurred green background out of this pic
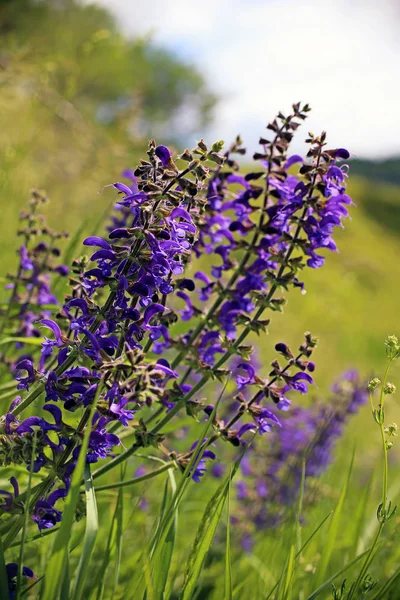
[1,0,400,596]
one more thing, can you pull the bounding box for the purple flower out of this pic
[155,145,172,168]
[235,363,256,390]
[14,358,35,390]
[6,563,36,599]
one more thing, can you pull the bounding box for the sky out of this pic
[92,0,400,158]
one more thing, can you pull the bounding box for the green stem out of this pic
[348,358,392,599]
[90,461,175,491]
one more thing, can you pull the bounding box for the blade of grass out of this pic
[265,511,333,600]
[71,463,99,600]
[0,538,9,599]
[152,476,177,600]
[111,465,125,600]
[306,547,375,600]
[180,438,253,600]
[352,472,374,557]
[162,468,178,600]
[92,462,175,493]
[315,448,355,587]
[9,525,60,548]
[0,337,45,346]
[224,475,233,600]
[128,386,228,600]
[95,507,117,600]
[16,432,38,600]
[39,386,100,600]
[60,558,71,600]
[275,460,306,600]
[370,565,400,600]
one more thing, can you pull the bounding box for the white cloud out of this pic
[90,0,400,157]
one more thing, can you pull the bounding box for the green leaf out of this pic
[95,465,126,600]
[180,440,251,600]
[276,460,306,600]
[0,337,45,346]
[180,477,229,600]
[315,448,355,587]
[306,547,372,600]
[16,432,37,600]
[40,389,100,600]
[224,476,233,600]
[0,538,9,600]
[265,512,333,600]
[112,467,125,600]
[152,475,177,600]
[60,559,71,600]
[370,564,400,600]
[71,463,99,600]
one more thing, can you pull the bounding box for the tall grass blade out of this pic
[112,467,125,600]
[275,460,306,600]
[71,463,99,600]
[16,432,37,600]
[95,510,116,600]
[370,565,400,600]
[0,539,9,599]
[152,476,177,600]
[224,476,233,600]
[265,512,333,600]
[39,393,99,600]
[353,472,374,556]
[315,448,355,587]
[306,547,372,600]
[60,559,71,600]
[179,439,252,600]
[0,337,45,347]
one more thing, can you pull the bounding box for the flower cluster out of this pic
[225,370,367,549]
[0,190,69,372]
[0,105,353,545]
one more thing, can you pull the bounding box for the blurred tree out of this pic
[0,0,216,279]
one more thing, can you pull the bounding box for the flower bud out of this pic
[383,382,396,395]
[385,335,400,359]
[384,423,398,437]
[368,378,381,392]
[274,342,293,359]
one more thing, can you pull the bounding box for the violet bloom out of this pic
[155,145,172,168]
[13,358,35,390]
[6,563,36,599]
[32,488,67,530]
